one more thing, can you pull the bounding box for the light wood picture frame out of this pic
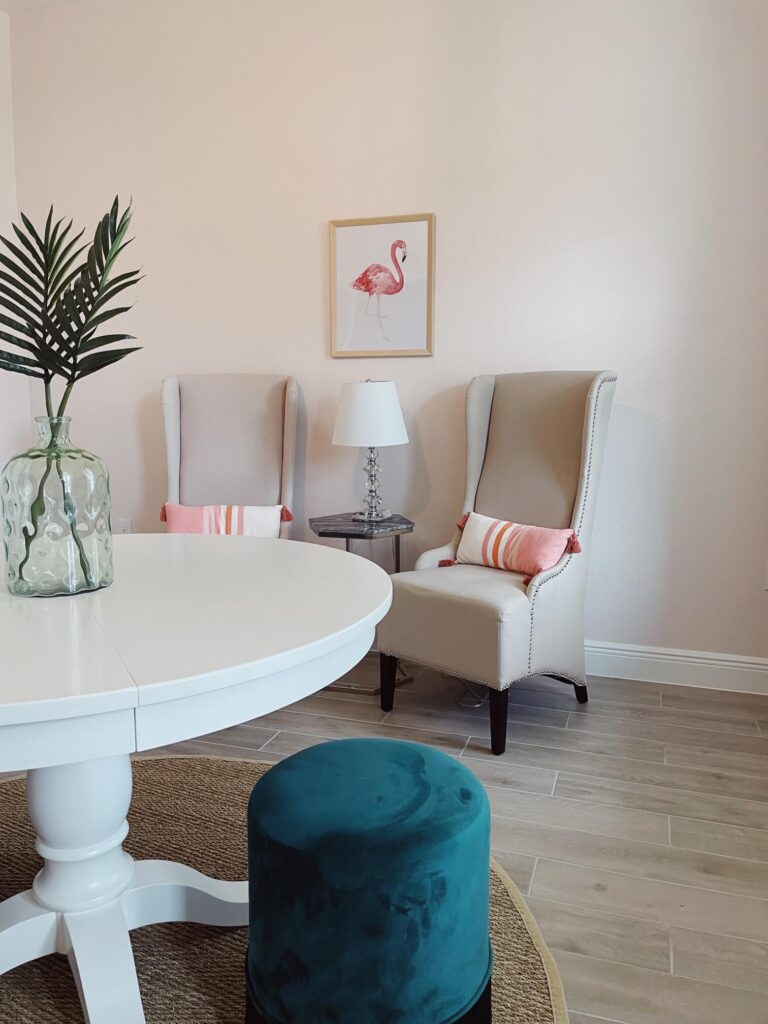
[330,213,435,358]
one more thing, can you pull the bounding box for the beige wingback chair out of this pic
[161,374,298,539]
[377,370,617,754]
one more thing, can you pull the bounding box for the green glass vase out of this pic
[1,416,113,597]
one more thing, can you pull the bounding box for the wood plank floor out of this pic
[162,665,768,1024]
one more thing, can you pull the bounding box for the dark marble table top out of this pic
[308,512,415,540]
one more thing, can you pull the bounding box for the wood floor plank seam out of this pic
[663,745,768,780]
[546,937,674,979]
[276,703,669,765]
[489,802,670,847]
[565,717,768,757]
[465,745,768,802]
[532,855,768,906]
[554,947,768,1022]
[562,706,763,737]
[659,690,768,715]
[670,815,768,839]
[570,1014,632,1024]
[520,888,768,946]
[257,730,280,750]
[462,731,665,764]
[260,717,768,807]
[527,856,540,896]
[554,771,768,827]
[495,822,768,900]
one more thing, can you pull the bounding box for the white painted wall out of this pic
[0,11,29,466]
[7,0,768,659]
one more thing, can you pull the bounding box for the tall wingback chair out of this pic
[162,374,298,539]
[377,370,617,755]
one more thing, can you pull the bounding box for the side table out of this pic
[308,512,415,695]
[308,512,415,574]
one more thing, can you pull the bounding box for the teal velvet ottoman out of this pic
[246,738,492,1024]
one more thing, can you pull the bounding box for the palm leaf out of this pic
[51,197,141,383]
[0,206,88,378]
[0,348,47,379]
[0,197,141,393]
[78,332,136,355]
[75,346,141,379]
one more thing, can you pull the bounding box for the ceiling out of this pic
[0,0,78,14]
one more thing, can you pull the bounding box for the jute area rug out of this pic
[0,756,568,1023]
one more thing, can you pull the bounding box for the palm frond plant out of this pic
[0,197,142,595]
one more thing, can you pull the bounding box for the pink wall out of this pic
[6,0,768,657]
[0,12,30,465]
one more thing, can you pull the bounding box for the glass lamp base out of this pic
[352,509,392,522]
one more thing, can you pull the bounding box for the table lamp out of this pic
[332,380,409,521]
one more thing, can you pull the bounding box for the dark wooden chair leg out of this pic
[573,682,589,704]
[379,653,398,712]
[488,688,509,755]
[545,672,589,706]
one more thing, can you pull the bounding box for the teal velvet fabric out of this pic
[247,738,491,1024]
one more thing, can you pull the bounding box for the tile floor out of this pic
[163,664,768,1024]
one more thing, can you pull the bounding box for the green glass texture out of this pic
[1,417,113,597]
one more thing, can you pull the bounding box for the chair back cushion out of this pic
[473,371,595,529]
[177,374,287,506]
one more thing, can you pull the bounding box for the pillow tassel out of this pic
[456,512,471,530]
[438,559,456,567]
[281,506,294,522]
[567,533,582,554]
[160,504,167,523]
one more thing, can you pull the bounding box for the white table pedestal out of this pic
[0,755,248,1024]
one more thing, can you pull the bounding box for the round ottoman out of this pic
[246,738,492,1024]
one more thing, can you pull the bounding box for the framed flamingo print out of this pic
[330,213,435,358]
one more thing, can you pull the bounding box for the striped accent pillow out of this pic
[161,503,292,538]
[455,511,580,579]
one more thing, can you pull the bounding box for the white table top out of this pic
[0,534,392,730]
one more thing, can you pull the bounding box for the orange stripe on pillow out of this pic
[491,521,514,568]
[480,519,502,566]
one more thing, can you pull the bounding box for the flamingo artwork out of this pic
[351,239,407,341]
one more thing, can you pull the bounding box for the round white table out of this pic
[0,534,392,1023]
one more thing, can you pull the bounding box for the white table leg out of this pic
[0,753,249,1024]
[27,753,135,913]
[0,891,58,975]
[63,902,146,1024]
[124,860,248,929]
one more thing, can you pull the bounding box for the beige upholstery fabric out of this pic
[475,372,595,528]
[162,374,298,539]
[378,565,531,687]
[377,370,617,689]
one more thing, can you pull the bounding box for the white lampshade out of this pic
[332,380,409,448]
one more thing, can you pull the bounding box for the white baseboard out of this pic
[585,640,768,695]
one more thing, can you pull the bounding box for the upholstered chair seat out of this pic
[377,370,617,755]
[380,564,531,688]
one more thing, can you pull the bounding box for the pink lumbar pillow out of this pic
[161,503,292,538]
[454,510,580,579]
